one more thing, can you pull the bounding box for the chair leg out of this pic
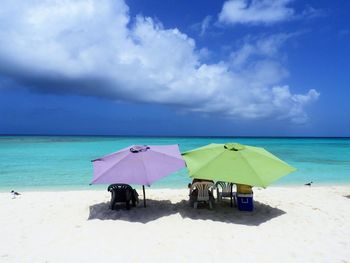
[131,193,136,207]
[189,195,195,207]
[209,201,213,210]
[110,192,116,210]
[126,201,130,210]
[194,202,198,209]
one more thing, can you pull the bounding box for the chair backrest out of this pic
[108,184,133,202]
[215,181,233,193]
[108,183,133,192]
[190,182,214,201]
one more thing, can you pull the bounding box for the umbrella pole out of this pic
[230,183,233,207]
[142,185,146,208]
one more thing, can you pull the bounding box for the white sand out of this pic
[0,186,350,263]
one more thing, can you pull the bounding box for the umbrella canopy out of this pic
[92,144,185,186]
[182,143,296,187]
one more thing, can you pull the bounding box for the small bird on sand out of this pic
[304,181,313,186]
[11,190,21,199]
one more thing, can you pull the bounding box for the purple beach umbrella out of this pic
[91,144,185,207]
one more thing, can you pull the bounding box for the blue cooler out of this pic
[236,193,253,211]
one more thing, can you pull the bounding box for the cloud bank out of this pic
[219,0,295,25]
[0,0,318,123]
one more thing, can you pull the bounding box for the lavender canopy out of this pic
[91,145,185,186]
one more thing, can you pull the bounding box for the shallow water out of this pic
[0,136,349,191]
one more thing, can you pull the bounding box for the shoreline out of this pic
[2,183,350,193]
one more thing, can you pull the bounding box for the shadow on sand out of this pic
[88,199,177,223]
[344,195,350,199]
[88,199,285,226]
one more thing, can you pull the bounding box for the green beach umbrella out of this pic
[182,143,296,188]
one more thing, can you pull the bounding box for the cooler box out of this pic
[236,193,253,211]
[236,184,253,194]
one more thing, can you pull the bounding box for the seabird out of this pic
[11,190,21,198]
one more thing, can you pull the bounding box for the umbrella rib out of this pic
[182,144,221,155]
[91,147,129,162]
[263,153,296,171]
[239,152,266,187]
[139,151,181,186]
[189,151,226,177]
[140,154,150,186]
[247,147,295,167]
[91,153,131,184]
[241,150,295,186]
[149,149,184,161]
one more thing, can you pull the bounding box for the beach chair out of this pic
[107,184,139,210]
[215,181,236,206]
[189,182,215,209]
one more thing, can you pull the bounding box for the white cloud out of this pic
[229,34,291,68]
[218,0,295,25]
[200,15,212,36]
[300,5,326,19]
[0,0,318,123]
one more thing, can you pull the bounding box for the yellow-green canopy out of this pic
[182,143,296,187]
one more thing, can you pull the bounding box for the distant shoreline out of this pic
[1,134,350,139]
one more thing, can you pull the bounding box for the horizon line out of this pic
[0,134,349,139]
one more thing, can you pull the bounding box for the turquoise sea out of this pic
[0,136,350,192]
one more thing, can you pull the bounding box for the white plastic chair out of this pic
[189,182,215,209]
[215,181,236,206]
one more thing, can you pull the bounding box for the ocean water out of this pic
[0,136,349,191]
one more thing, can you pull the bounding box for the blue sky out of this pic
[0,0,349,136]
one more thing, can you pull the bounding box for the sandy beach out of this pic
[0,186,349,262]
